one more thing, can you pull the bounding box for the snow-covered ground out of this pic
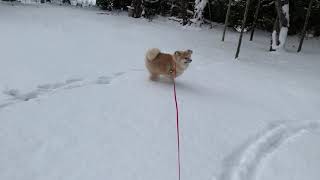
[1,2,320,180]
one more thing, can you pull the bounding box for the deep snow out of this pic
[0,2,320,180]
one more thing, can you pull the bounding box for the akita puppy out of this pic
[145,48,193,80]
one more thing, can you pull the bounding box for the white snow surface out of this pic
[1,2,320,180]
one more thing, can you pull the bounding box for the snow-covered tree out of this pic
[271,0,290,51]
[191,0,208,25]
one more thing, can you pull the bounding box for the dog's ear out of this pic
[174,51,181,56]
[187,49,193,54]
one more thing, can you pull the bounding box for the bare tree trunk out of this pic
[272,0,290,50]
[297,0,314,52]
[222,0,232,41]
[235,0,251,59]
[208,0,212,21]
[250,0,261,41]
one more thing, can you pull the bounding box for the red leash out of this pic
[172,64,181,180]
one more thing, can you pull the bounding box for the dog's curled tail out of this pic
[146,48,160,61]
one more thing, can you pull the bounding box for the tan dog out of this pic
[145,48,193,80]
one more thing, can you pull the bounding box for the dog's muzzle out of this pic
[185,58,192,64]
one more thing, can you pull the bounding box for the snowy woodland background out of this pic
[4,0,320,53]
[4,0,320,36]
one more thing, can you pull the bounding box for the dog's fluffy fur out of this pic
[145,48,193,80]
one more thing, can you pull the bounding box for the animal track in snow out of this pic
[3,89,39,101]
[220,120,320,180]
[0,72,126,110]
[96,76,112,84]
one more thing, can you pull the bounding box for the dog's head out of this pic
[174,49,193,68]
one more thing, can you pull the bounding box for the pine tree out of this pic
[177,0,189,25]
[132,0,143,18]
